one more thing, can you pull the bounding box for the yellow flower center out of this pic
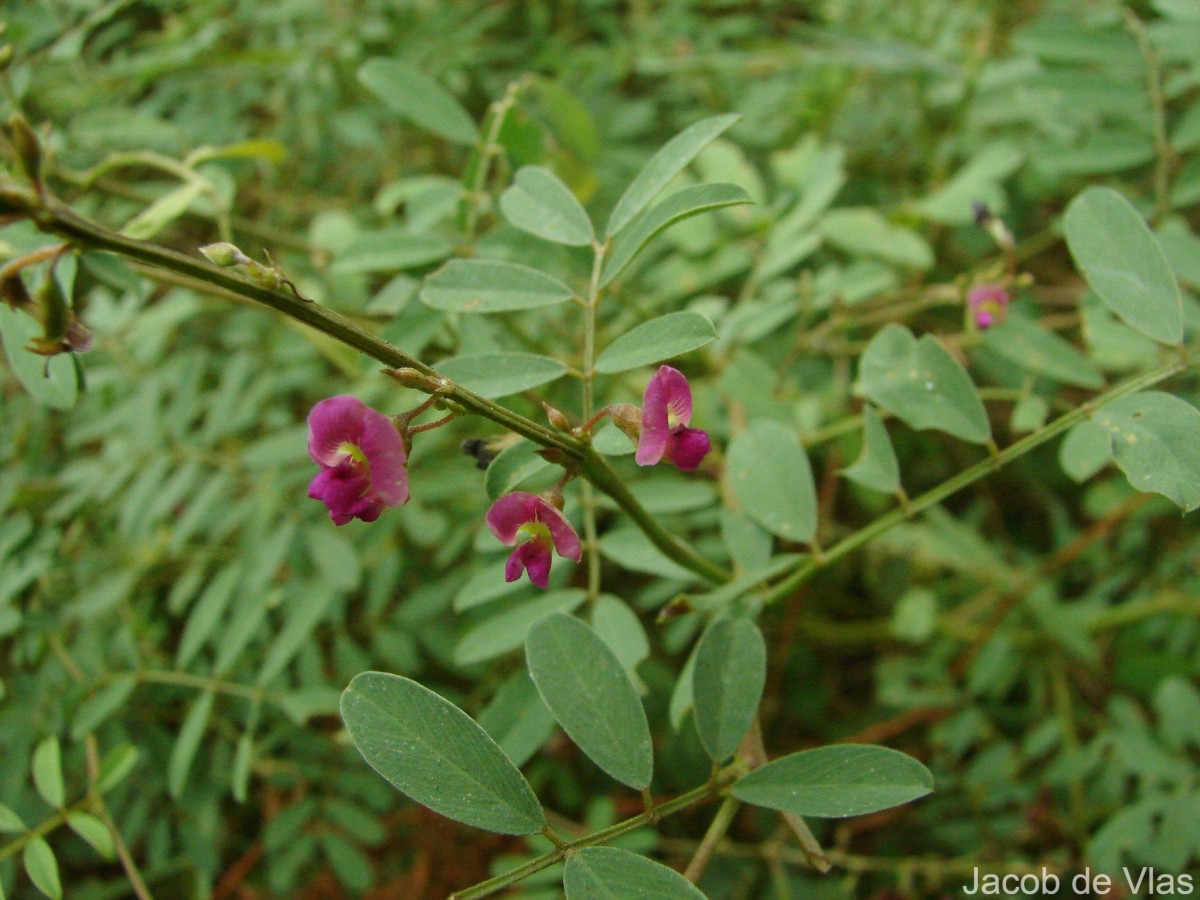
[338,442,368,466]
[517,521,552,546]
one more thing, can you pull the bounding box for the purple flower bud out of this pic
[968,284,1010,330]
[635,365,712,472]
[486,492,582,589]
[306,396,409,525]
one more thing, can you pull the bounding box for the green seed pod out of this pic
[200,242,250,267]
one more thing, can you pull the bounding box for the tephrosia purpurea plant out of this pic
[2,4,1200,897]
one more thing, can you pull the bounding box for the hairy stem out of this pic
[760,350,1197,606]
[3,181,728,585]
[685,796,741,882]
[580,242,607,601]
[450,770,738,900]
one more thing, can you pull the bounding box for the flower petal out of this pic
[636,368,672,465]
[308,460,374,526]
[357,406,409,506]
[506,541,553,588]
[536,501,582,563]
[665,427,712,472]
[307,396,366,466]
[486,492,542,545]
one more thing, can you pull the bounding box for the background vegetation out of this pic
[2,0,1199,897]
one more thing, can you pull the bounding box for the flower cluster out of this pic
[307,396,409,525]
[305,365,711,587]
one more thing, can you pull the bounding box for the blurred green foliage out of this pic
[2,0,1200,897]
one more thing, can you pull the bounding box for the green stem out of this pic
[450,771,737,900]
[581,241,607,602]
[1125,10,1174,222]
[0,807,74,862]
[457,79,523,242]
[684,796,741,882]
[2,182,729,585]
[759,352,1196,606]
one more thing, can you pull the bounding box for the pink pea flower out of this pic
[968,284,1010,330]
[307,395,409,525]
[635,365,712,472]
[486,492,582,588]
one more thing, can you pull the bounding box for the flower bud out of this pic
[383,367,444,394]
[200,242,250,267]
[543,402,572,432]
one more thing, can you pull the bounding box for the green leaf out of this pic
[454,590,587,666]
[1011,395,1049,433]
[331,230,452,274]
[232,734,254,804]
[1093,392,1200,511]
[175,565,242,669]
[121,178,207,240]
[453,560,528,612]
[95,744,139,794]
[982,313,1104,389]
[421,260,576,313]
[841,405,901,494]
[485,441,554,500]
[606,114,740,237]
[858,325,991,444]
[23,837,61,900]
[592,423,636,456]
[592,595,650,689]
[564,847,706,899]
[168,690,214,799]
[692,618,767,763]
[820,208,934,269]
[913,142,1024,225]
[732,745,934,818]
[32,737,65,809]
[340,672,545,834]
[71,675,137,740]
[357,59,479,145]
[727,420,818,543]
[594,312,716,374]
[890,587,938,643]
[477,671,556,769]
[601,183,753,286]
[1059,421,1112,482]
[720,510,773,573]
[256,583,337,685]
[0,306,78,410]
[438,352,567,399]
[67,812,114,860]
[320,832,374,893]
[599,528,696,582]
[525,613,653,789]
[0,801,26,833]
[1064,187,1184,346]
[499,166,595,246]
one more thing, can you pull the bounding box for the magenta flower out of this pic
[635,365,712,472]
[307,396,409,525]
[486,492,582,588]
[968,284,1010,330]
